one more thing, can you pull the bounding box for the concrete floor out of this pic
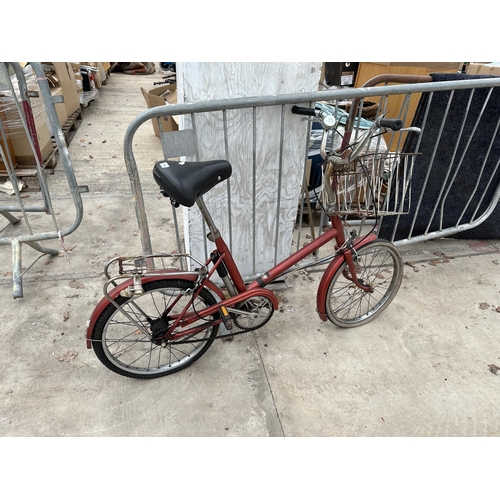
[1,68,500,438]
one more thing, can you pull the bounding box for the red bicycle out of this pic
[86,104,417,378]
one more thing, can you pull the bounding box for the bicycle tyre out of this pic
[325,239,403,328]
[91,279,219,379]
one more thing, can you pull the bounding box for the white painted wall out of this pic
[177,62,321,278]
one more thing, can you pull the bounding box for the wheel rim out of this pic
[326,242,401,325]
[99,283,216,376]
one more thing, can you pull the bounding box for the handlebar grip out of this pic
[291,105,317,117]
[378,118,403,131]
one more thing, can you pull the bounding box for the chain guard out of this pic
[165,295,275,345]
[231,296,274,331]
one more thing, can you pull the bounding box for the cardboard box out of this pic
[42,62,80,120]
[0,96,53,164]
[0,64,70,169]
[94,63,110,88]
[55,62,80,117]
[12,110,53,163]
[96,63,103,88]
[50,86,68,127]
[0,65,54,166]
[141,83,178,137]
[466,62,500,77]
[0,103,17,171]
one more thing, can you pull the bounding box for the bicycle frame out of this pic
[86,107,403,348]
[211,208,377,325]
[85,194,376,348]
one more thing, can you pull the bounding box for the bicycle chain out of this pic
[164,288,275,345]
[167,328,250,345]
[168,320,262,345]
[168,305,276,345]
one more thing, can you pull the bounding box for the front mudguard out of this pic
[85,272,226,348]
[316,234,377,321]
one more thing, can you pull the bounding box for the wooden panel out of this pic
[177,62,322,277]
[355,63,462,150]
[356,62,462,86]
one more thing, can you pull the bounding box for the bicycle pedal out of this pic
[219,305,233,330]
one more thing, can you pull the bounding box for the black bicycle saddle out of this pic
[153,159,232,207]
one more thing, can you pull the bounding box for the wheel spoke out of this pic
[326,240,403,327]
[91,280,219,378]
[121,343,158,368]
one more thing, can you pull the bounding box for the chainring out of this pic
[231,296,274,332]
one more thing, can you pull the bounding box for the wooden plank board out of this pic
[0,142,57,174]
[177,62,322,277]
[61,107,83,145]
[0,167,54,177]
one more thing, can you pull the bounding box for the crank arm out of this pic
[226,307,258,317]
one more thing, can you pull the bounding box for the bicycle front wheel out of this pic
[325,239,403,328]
[91,279,219,379]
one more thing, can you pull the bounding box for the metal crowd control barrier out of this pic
[0,62,85,298]
[123,75,500,280]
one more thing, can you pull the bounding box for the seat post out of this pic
[195,196,221,241]
[195,195,245,296]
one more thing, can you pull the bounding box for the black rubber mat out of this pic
[379,72,500,241]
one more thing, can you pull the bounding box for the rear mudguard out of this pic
[316,234,377,321]
[85,272,226,348]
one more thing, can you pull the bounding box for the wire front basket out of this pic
[324,152,417,217]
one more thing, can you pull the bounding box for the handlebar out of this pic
[376,118,403,131]
[293,105,404,131]
[293,105,403,131]
[291,106,421,164]
[292,104,419,164]
[291,105,317,117]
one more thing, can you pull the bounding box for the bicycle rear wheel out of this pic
[91,279,219,379]
[325,239,403,327]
